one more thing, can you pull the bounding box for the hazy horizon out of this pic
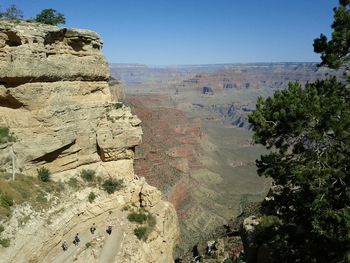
[109,61,319,66]
[2,0,338,64]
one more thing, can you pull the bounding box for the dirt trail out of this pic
[98,222,124,262]
[49,211,124,263]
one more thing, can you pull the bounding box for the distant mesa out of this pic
[202,86,213,95]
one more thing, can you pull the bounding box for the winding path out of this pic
[49,212,125,263]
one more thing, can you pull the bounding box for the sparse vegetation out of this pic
[35,8,65,25]
[96,175,103,185]
[102,178,123,194]
[68,177,80,189]
[128,208,157,241]
[0,4,23,20]
[239,194,250,214]
[85,242,92,248]
[0,193,13,209]
[88,192,96,203]
[0,224,4,233]
[0,238,10,247]
[147,213,156,228]
[80,169,96,182]
[0,172,62,220]
[57,181,65,192]
[134,226,147,241]
[127,211,147,224]
[122,204,130,211]
[37,167,50,182]
[112,102,123,110]
[0,127,16,144]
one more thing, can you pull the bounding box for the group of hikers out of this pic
[61,223,113,251]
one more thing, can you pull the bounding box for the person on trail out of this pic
[90,223,96,234]
[106,224,112,235]
[61,240,68,251]
[73,233,80,246]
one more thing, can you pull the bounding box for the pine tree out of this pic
[35,9,65,26]
[313,0,350,69]
[249,0,350,261]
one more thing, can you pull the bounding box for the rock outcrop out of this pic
[0,22,108,85]
[0,20,179,262]
[0,20,141,174]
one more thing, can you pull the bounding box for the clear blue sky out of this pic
[1,0,338,65]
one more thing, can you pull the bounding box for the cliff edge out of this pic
[0,20,178,262]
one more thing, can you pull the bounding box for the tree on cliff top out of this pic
[0,4,23,20]
[249,0,350,262]
[35,9,65,26]
[249,78,350,262]
[313,0,350,69]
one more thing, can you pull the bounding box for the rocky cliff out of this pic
[0,20,139,174]
[0,20,178,262]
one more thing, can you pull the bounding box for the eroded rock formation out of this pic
[0,20,178,262]
[0,20,141,174]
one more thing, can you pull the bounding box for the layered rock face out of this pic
[0,20,141,174]
[0,21,108,84]
[1,171,179,263]
[0,21,178,262]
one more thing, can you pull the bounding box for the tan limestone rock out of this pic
[0,20,109,84]
[0,20,179,263]
[96,106,142,161]
[139,181,162,208]
[0,21,142,175]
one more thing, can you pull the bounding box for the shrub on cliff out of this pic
[127,211,147,224]
[0,127,16,144]
[37,167,51,182]
[88,192,96,203]
[35,9,65,25]
[0,238,10,247]
[80,169,96,182]
[102,178,123,194]
[0,193,13,209]
[128,209,157,241]
[134,226,147,241]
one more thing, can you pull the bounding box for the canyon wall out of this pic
[0,20,178,262]
[0,20,140,174]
